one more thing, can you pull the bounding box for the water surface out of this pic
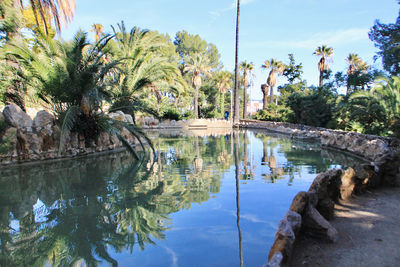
[0,130,361,266]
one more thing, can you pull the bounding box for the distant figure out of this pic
[224,111,229,120]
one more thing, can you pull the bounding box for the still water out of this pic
[0,130,361,266]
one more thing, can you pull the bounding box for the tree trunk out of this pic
[194,85,199,118]
[269,86,274,104]
[243,85,247,119]
[233,0,240,124]
[319,70,323,87]
[261,84,268,110]
[220,92,225,116]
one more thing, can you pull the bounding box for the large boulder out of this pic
[3,104,33,129]
[33,110,55,129]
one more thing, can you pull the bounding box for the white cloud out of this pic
[210,0,258,18]
[245,28,370,49]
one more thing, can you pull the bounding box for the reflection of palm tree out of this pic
[233,131,243,267]
[193,136,203,174]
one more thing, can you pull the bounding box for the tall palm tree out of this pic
[345,53,369,95]
[314,45,334,87]
[239,61,254,119]
[261,59,285,104]
[91,23,104,41]
[233,0,240,124]
[184,53,212,118]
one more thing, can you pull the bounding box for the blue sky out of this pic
[61,0,399,100]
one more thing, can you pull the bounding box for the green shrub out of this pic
[183,110,195,119]
[253,104,293,122]
[162,109,182,121]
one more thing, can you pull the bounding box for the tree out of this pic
[239,61,254,119]
[369,8,400,75]
[261,58,285,104]
[23,0,76,35]
[214,71,233,115]
[233,0,240,124]
[184,53,212,118]
[345,53,370,95]
[109,22,186,120]
[314,45,334,87]
[283,54,303,84]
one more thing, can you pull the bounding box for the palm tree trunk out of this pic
[233,0,240,124]
[262,84,268,110]
[220,92,225,116]
[194,85,199,118]
[269,86,274,104]
[319,70,324,88]
[243,86,247,119]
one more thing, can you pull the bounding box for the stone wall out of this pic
[0,104,138,166]
[242,120,400,161]
[245,121,400,266]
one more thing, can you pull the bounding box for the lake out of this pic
[0,129,361,266]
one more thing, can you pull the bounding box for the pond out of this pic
[0,130,362,267]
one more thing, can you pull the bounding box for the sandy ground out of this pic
[289,186,400,267]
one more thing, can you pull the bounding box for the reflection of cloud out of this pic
[245,28,369,49]
[241,213,266,223]
[164,246,178,267]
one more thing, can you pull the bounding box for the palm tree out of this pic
[345,53,369,95]
[239,61,254,119]
[314,45,334,87]
[91,23,104,41]
[233,0,240,124]
[184,53,212,118]
[23,0,76,35]
[214,71,232,116]
[261,59,285,104]
[109,22,186,119]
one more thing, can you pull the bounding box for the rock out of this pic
[285,210,302,234]
[33,110,54,129]
[302,204,338,243]
[38,127,56,152]
[124,114,134,125]
[107,112,126,122]
[289,191,309,215]
[3,104,33,129]
[354,164,380,189]
[373,152,400,186]
[340,168,356,200]
[267,252,283,267]
[308,169,342,219]
[268,234,294,264]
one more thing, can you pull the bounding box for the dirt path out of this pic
[290,186,400,267]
